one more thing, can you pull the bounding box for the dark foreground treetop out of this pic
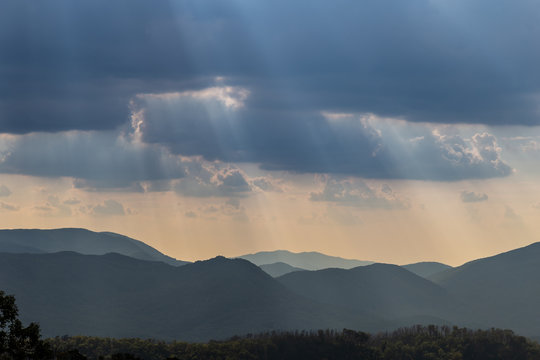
[48,325,540,360]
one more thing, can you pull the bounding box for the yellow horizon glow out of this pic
[0,172,538,267]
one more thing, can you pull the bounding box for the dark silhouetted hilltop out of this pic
[259,262,306,277]
[278,263,461,326]
[0,252,374,341]
[430,242,540,337]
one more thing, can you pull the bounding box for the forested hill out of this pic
[277,263,460,322]
[47,326,540,360]
[0,252,371,341]
[429,242,540,337]
[2,232,540,342]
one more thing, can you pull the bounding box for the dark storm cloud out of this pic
[0,127,258,195]
[1,0,540,134]
[0,84,513,186]
[0,131,187,188]
[135,91,513,180]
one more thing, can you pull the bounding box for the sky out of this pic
[1,0,540,266]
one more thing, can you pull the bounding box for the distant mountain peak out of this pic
[237,249,373,271]
[259,262,306,277]
[0,228,188,266]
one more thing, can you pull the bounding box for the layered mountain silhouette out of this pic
[241,250,452,278]
[0,228,187,266]
[0,252,376,341]
[238,250,373,270]
[402,262,452,278]
[277,263,462,324]
[259,262,306,277]
[430,242,540,337]
[1,228,540,340]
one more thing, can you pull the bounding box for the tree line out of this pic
[46,326,540,360]
[2,290,540,359]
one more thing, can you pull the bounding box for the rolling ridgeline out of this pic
[0,228,539,342]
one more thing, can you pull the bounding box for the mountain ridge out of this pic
[277,262,463,323]
[0,251,375,341]
[0,228,188,266]
[402,261,453,278]
[238,249,374,270]
[259,262,306,277]
[429,241,540,337]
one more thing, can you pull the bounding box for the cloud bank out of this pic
[0,0,530,191]
[1,0,540,135]
[134,90,513,181]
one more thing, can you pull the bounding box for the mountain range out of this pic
[0,252,375,341]
[237,250,374,270]
[277,263,462,323]
[259,262,306,277]
[0,228,539,341]
[402,262,453,278]
[0,228,450,277]
[0,228,187,266]
[429,242,540,337]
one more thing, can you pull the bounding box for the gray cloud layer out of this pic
[0,0,529,187]
[135,91,513,181]
[310,178,409,210]
[1,0,540,135]
[0,87,513,189]
[0,131,186,189]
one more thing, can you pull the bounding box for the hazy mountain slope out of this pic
[0,252,375,341]
[0,228,187,266]
[238,250,373,270]
[429,242,540,337]
[0,241,45,254]
[259,262,306,277]
[402,262,452,278]
[278,263,462,323]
